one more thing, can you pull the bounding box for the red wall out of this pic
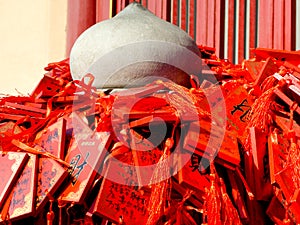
[66,0,297,64]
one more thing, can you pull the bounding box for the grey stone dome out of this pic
[70,2,201,88]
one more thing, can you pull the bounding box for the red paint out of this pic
[180,0,187,31]
[96,0,111,22]
[66,0,96,56]
[189,0,195,39]
[172,0,179,25]
[162,0,171,22]
[115,0,122,14]
[206,0,215,48]
[66,0,298,64]
[273,0,284,49]
[215,0,225,58]
[155,0,162,18]
[227,0,235,62]
[258,0,274,48]
[238,0,246,63]
[249,0,257,49]
[147,0,156,14]
[284,0,296,50]
[196,0,208,45]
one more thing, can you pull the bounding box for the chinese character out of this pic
[189,154,210,175]
[69,152,90,185]
[231,99,251,122]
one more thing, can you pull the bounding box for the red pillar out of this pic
[66,0,96,56]
[96,0,111,22]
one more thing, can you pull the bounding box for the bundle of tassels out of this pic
[202,164,242,225]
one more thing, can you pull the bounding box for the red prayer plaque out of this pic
[34,118,66,159]
[0,122,22,151]
[65,112,92,134]
[184,120,240,169]
[36,157,68,213]
[93,159,150,224]
[266,196,286,224]
[243,60,265,81]
[31,74,63,99]
[222,85,253,139]
[275,115,300,138]
[248,127,272,201]
[130,130,163,185]
[174,151,210,193]
[273,188,300,223]
[268,130,300,223]
[0,152,28,211]
[61,130,111,203]
[0,121,22,136]
[275,167,298,205]
[268,130,289,184]
[1,154,38,222]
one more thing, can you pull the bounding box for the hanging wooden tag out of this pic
[93,158,151,224]
[35,157,68,214]
[34,118,66,159]
[243,60,265,82]
[0,122,22,151]
[268,130,289,184]
[0,152,29,211]
[266,196,286,225]
[61,130,111,204]
[0,154,38,222]
[31,74,63,99]
[223,85,253,139]
[248,127,273,201]
[174,151,210,194]
[184,120,240,169]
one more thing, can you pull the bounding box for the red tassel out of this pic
[146,138,174,225]
[47,199,55,225]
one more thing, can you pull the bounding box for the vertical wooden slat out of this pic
[180,0,187,31]
[96,0,111,22]
[234,0,239,63]
[162,0,171,21]
[155,0,162,18]
[172,0,179,25]
[141,0,147,7]
[122,0,128,8]
[238,0,246,62]
[186,0,189,32]
[258,0,274,48]
[115,0,122,14]
[223,0,229,59]
[273,0,284,49]
[206,0,215,48]
[249,0,257,49]
[162,0,167,20]
[295,1,300,50]
[284,0,296,50]
[196,0,208,45]
[244,0,250,59]
[66,0,96,56]
[215,0,225,58]
[297,0,300,50]
[148,0,156,14]
[228,0,235,63]
[193,0,197,42]
[189,0,195,39]
[220,0,226,58]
